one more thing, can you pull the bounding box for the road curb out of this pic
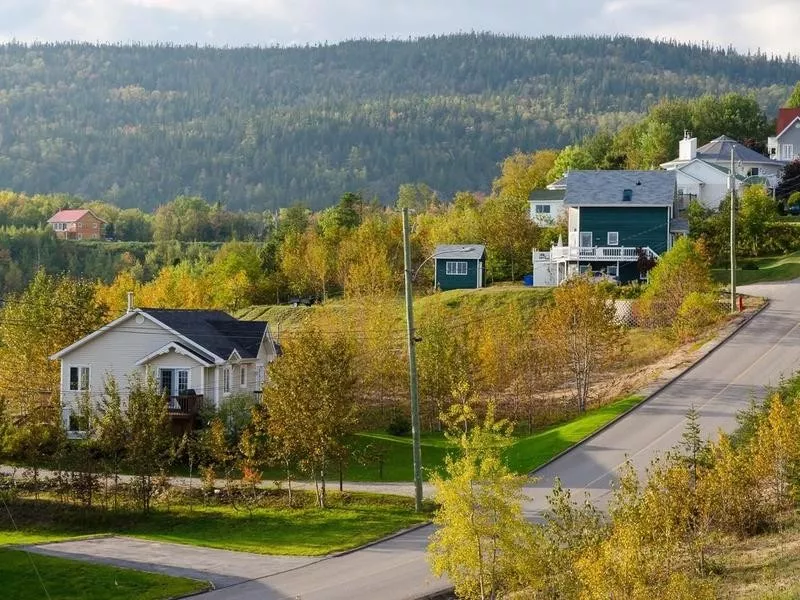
[328,520,433,558]
[527,299,770,477]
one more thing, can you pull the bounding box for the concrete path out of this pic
[25,536,318,590]
[0,467,429,500]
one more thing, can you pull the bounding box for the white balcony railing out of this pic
[546,246,658,261]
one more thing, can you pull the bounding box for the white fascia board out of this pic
[135,342,215,367]
[776,116,800,139]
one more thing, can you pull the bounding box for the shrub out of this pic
[387,415,412,437]
[672,292,724,342]
[637,238,715,328]
[740,260,759,271]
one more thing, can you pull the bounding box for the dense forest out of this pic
[0,34,798,210]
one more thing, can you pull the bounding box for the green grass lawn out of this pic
[1,492,428,556]
[310,395,645,482]
[0,547,208,600]
[504,395,643,472]
[713,251,800,284]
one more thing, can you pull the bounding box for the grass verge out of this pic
[713,251,800,284]
[1,491,429,556]
[0,547,207,600]
[340,395,645,481]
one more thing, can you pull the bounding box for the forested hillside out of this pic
[1,34,798,210]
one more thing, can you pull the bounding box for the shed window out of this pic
[607,232,619,246]
[445,261,468,276]
[535,204,551,214]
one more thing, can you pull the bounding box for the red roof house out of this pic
[47,209,107,240]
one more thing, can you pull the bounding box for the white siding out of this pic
[57,313,279,422]
[59,316,178,416]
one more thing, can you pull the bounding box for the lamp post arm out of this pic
[412,247,474,281]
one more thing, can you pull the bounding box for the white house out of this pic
[661,133,784,209]
[768,108,800,163]
[50,304,278,431]
[528,174,567,225]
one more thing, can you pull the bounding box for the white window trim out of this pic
[534,204,551,214]
[579,231,593,248]
[782,144,794,160]
[68,365,90,392]
[240,366,247,387]
[445,261,468,276]
[223,367,232,395]
[607,231,619,246]
[607,265,619,277]
[157,367,191,396]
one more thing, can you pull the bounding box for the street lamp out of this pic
[401,207,473,512]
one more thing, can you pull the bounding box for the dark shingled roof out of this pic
[564,170,676,207]
[696,135,775,165]
[143,309,267,360]
[529,189,565,202]
[434,244,486,260]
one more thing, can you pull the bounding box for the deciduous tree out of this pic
[262,327,358,507]
[429,408,533,600]
[536,277,620,412]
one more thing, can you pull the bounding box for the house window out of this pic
[445,261,468,276]
[77,222,83,229]
[68,412,89,433]
[159,368,189,396]
[535,204,551,214]
[69,366,90,391]
[255,365,265,389]
[783,144,794,160]
[177,370,189,394]
[607,232,619,246]
[52,222,67,231]
[747,167,759,177]
[607,265,619,278]
[223,368,231,394]
[93,222,98,229]
[240,367,247,387]
[579,232,593,248]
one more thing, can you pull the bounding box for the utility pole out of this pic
[730,147,737,313]
[401,207,424,512]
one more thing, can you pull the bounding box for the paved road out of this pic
[524,279,800,516]
[26,280,800,599]
[26,537,318,589]
[197,280,800,600]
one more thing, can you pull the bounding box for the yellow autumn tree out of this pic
[428,407,534,600]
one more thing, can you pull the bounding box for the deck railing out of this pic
[547,246,658,261]
[166,394,203,417]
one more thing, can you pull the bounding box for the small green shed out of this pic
[434,244,487,291]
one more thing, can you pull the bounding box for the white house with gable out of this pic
[50,301,278,432]
[661,133,784,209]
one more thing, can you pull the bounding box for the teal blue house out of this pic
[532,171,680,285]
[434,245,486,291]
